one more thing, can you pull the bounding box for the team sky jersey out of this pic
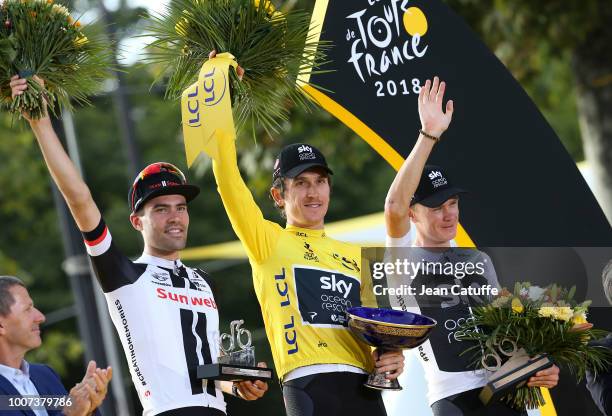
[83,220,225,416]
[385,235,500,405]
[211,135,373,381]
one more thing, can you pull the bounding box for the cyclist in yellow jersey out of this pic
[210,62,404,416]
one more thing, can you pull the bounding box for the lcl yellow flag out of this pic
[181,53,238,166]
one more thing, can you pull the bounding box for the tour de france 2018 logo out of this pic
[346,0,429,98]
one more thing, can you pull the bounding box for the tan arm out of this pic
[11,76,101,232]
[384,76,454,238]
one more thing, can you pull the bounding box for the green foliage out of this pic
[0,0,112,119]
[26,330,84,377]
[145,0,329,135]
[460,282,612,409]
[0,251,23,277]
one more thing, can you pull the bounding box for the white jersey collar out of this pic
[135,253,183,270]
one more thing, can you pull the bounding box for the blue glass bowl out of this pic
[346,307,437,349]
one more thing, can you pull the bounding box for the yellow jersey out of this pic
[212,135,373,380]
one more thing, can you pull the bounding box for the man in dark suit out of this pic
[0,275,111,415]
[586,261,612,415]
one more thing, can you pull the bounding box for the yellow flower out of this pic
[47,0,53,4]
[511,297,524,313]
[539,306,574,322]
[74,21,81,28]
[572,312,588,325]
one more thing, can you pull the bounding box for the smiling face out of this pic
[130,194,189,259]
[271,168,331,230]
[410,196,459,247]
[0,285,45,355]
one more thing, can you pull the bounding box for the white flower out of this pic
[52,4,70,16]
[528,286,546,301]
[520,287,529,298]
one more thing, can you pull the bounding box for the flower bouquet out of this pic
[0,0,111,119]
[459,282,612,410]
[145,0,328,135]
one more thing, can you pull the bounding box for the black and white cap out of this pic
[272,143,333,180]
[411,165,466,208]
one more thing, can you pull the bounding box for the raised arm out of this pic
[205,50,280,264]
[384,76,454,238]
[10,76,101,232]
[212,131,280,264]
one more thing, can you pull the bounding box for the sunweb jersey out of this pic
[212,135,373,381]
[83,219,225,416]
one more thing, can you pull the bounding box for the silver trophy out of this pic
[197,320,273,382]
[479,338,553,405]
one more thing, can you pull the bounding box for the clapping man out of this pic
[0,275,111,415]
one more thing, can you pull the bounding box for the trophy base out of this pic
[479,353,553,405]
[197,363,274,382]
[364,372,403,391]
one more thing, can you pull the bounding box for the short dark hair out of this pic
[0,276,26,317]
[269,170,333,219]
[603,260,612,306]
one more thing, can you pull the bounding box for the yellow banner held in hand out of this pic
[181,52,238,166]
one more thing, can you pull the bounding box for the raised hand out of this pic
[418,76,454,138]
[208,50,245,80]
[9,75,47,122]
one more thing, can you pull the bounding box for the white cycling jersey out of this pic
[384,234,499,406]
[84,219,225,416]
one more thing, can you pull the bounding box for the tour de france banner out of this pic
[301,0,611,247]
